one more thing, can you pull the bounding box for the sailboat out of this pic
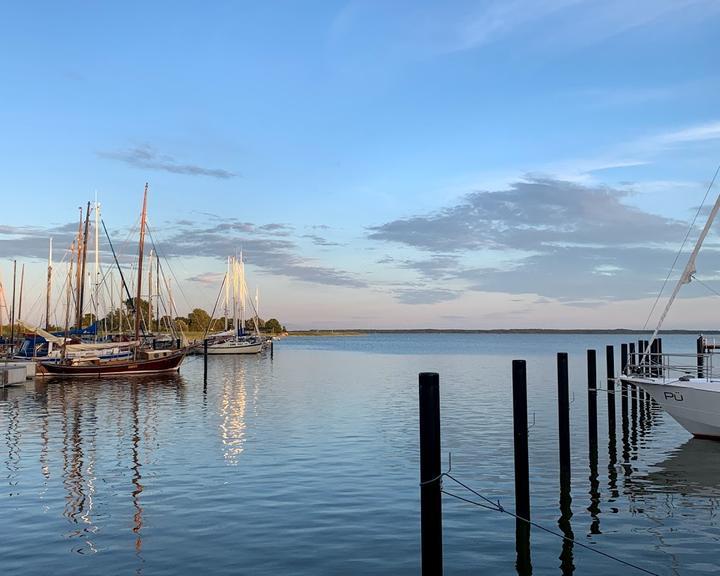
[40,184,186,377]
[621,168,720,438]
[206,253,263,355]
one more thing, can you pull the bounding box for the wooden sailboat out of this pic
[40,184,186,377]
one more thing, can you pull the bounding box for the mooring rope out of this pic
[422,469,660,575]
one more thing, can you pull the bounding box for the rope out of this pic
[692,275,720,298]
[422,467,660,575]
[643,163,720,330]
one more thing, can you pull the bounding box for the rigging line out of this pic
[145,224,193,313]
[101,219,147,339]
[440,475,660,576]
[203,274,227,340]
[643,164,720,330]
[690,275,720,298]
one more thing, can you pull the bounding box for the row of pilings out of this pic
[419,339,663,575]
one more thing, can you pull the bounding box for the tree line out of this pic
[39,298,286,335]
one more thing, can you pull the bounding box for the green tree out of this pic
[265,318,282,334]
[188,308,211,332]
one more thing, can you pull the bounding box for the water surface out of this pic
[1,333,718,575]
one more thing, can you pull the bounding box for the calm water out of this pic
[1,333,719,575]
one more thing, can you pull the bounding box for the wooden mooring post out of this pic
[419,372,442,576]
[606,345,616,428]
[557,353,571,490]
[620,343,629,419]
[203,339,208,383]
[512,360,531,574]
[697,335,705,379]
[628,342,638,412]
[587,349,598,453]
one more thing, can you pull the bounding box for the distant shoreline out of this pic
[286,328,720,336]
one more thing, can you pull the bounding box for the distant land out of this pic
[287,329,720,336]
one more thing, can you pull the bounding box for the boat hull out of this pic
[621,376,720,438]
[39,350,186,378]
[206,341,263,355]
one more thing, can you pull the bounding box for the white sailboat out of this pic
[621,169,720,438]
[207,253,263,355]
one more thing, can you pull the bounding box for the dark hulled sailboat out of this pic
[39,184,186,378]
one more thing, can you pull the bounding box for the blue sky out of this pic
[2,1,720,329]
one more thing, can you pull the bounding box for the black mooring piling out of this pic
[512,360,531,574]
[513,360,530,520]
[606,345,616,427]
[629,342,638,410]
[587,349,598,452]
[557,353,571,490]
[271,339,274,359]
[650,339,659,377]
[697,335,705,379]
[638,340,647,408]
[620,343,629,419]
[203,339,208,383]
[419,372,442,576]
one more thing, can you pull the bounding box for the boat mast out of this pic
[110,270,114,333]
[224,256,230,331]
[148,249,153,333]
[94,196,100,339]
[77,201,91,330]
[135,184,149,344]
[645,189,720,362]
[232,256,238,340]
[74,207,82,328]
[65,242,74,341]
[45,238,53,330]
[0,270,5,341]
[239,252,245,335]
[254,286,260,336]
[9,260,16,355]
[156,253,160,332]
[17,263,24,321]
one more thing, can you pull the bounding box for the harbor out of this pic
[4,2,720,574]
[1,333,719,575]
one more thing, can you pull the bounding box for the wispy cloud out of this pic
[156,219,366,288]
[368,176,720,301]
[302,234,342,247]
[98,145,236,179]
[646,121,720,147]
[393,287,462,305]
[452,0,720,52]
[187,272,226,284]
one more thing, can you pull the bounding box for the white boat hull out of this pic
[206,341,263,355]
[622,375,720,438]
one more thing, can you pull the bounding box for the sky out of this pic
[2,0,720,329]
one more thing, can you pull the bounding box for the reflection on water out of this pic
[219,361,248,465]
[632,439,720,499]
[1,334,720,575]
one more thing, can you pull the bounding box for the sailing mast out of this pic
[135,184,149,344]
[148,249,154,333]
[224,256,230,331]
[74,207,82,329]
[17,263,24,321]
[10,260,16,355]
[644,187,720,363]
[45,238,53,330]
[77,202,91,330]
[239,252,245,335]
[94,197,100,339]
[65,242,74,341]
